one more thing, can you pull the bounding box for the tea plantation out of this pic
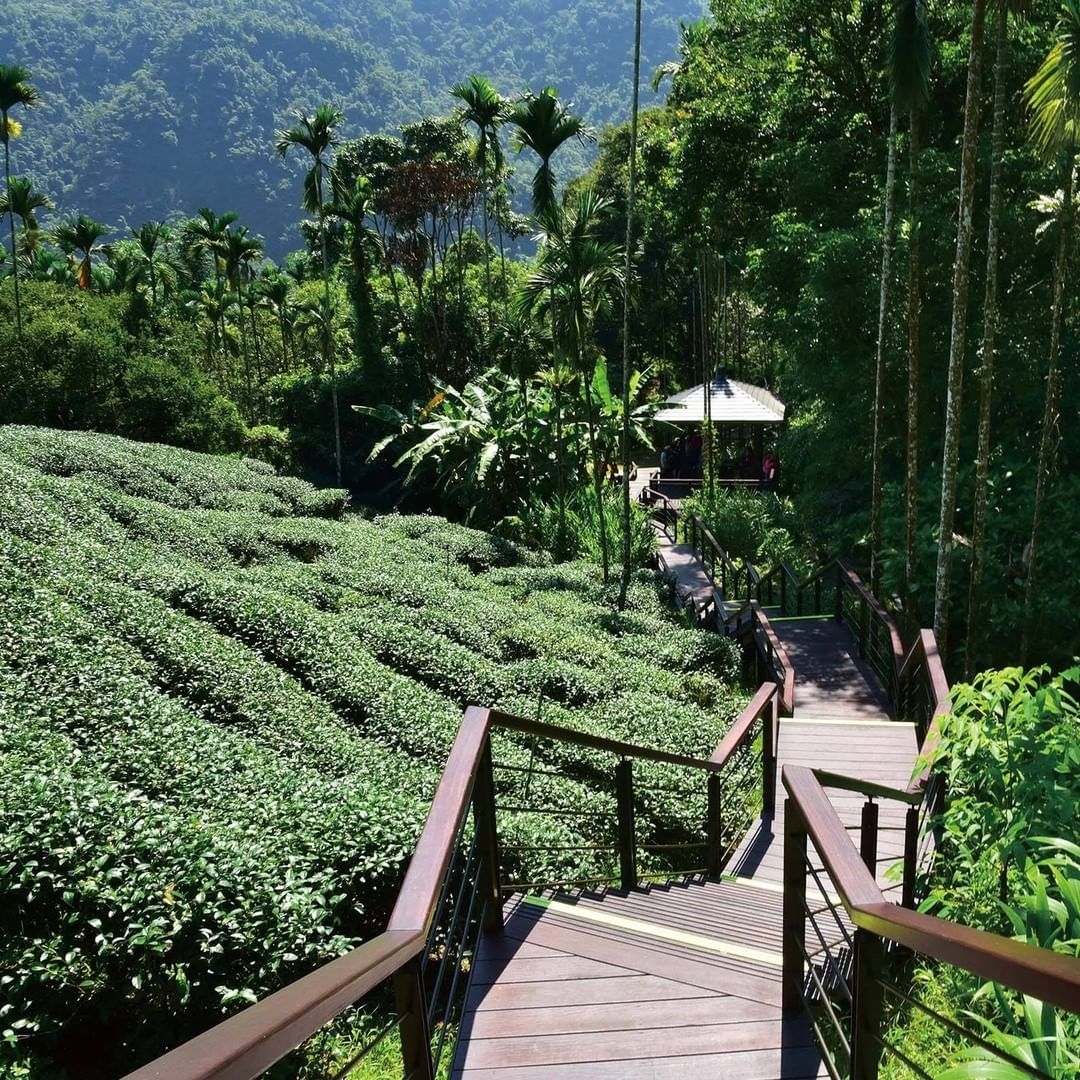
[0,427,746,1078]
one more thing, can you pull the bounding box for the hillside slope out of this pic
[8,0,701,254]
[0,426,743,1077]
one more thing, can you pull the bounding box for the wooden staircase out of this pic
[125,520,1080,1080]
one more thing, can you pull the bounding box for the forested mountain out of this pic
[5,0,698,255]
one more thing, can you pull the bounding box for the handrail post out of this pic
[616,758,637,891]
[858,595,869,659]
[851,928,885,1080]
[860,798,879,875]
[473,734,503,933]
[780,570,787,614]
[902,804,919,909]
[815,575,822,614]
[782,801,808,1012]
[706,771,723,877]
[762,694,777,815]
[797,585,803,617]
[835,576,843,622]
[394,958,435,1080]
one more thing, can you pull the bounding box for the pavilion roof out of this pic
[652,373,785,425]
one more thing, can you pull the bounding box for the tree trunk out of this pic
[582,363,610,584]
[1021,153,1074,663]
[481,144,493,357]
[933,0,987,656]
[904,110,924,622]
[966,0,1009,677]
[871,105,900,597]
[4,132,22,339]
[316,165,343,486]
[555,377,567,560]
[618,0,644,610]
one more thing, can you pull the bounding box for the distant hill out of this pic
[7,0,701,257]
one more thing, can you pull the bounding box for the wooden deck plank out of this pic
[456,1017,816,1070]
[455,1045,827,1079]
[464,974,720,1012]
[463,994,778,1039]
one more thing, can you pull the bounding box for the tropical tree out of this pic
[360,371,528,524]
[276,105,345,482]
[650,19,709,91]
[260,271,298,372]
[0,176,52,259]
[451,75,508,337]
[1020,0,1080,661]
[933,0,989,653]
[901,0,933,620]
[618,0,645,609]
[966,0,1027,674]
[520,188,625,582]
[51,214,110,290]
[327,170,381,366]
[510,88,593,218]
[131,221,176,308]
[0,65,41,337]
[222,224,264,409]
[871,0,930,599]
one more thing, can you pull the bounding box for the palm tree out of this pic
[933,0,989,654]
[277,105,345,483]
[0,176,52,259]
[0,65,41,337]
[222,225,264,411]
[520,189,625,582]
[510,88,593,219]
[1020,0,1080,661]
[618,0,645,609]
[966,0,1028,675]
[51,214,110,290]
[872,0,930,599]
[131,221,176,308]
[260,271,297,372]
[182,208,237,351]
[651,19,709,92]
[327,169,382,366]
[451,75,508,339]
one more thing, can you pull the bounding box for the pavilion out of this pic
[648,372,786,492]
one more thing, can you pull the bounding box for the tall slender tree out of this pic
[933,0,988,653]
[874,0,931,600]
[892,0,933,618]
[276,105,345,483]
[0,65,41,337]
[451,75,508,339]
[618,0,644,610]
[131,221,174,308]
[510,88,592,219]
[521,189,624,582]
[51,214,110,290]
[0,177,52,259]
[870,103,899,599]
[222,224,264,411]
[966,0,1026,675]
[1020,0,1080,661]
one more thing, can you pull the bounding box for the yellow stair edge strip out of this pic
[521,894,783,968]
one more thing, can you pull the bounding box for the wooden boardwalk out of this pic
[453,536,920,1078]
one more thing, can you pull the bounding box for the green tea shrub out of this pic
[0,426,749,1077]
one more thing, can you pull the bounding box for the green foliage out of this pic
[881,667,1080,1078]
[683,487,816,575]
[11,0,688,257]
[0,426,746,1078]
[0,281,245,452]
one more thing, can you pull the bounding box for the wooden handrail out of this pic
[783,765,1080,1015]
[388,705,491,933]
[492,709,731,773]
[711,683,777,769]
[125,703,775,1080]
[811,768,922,806]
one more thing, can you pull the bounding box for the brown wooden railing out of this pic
[124,699,779,1080]
[782,765,1080,1080]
